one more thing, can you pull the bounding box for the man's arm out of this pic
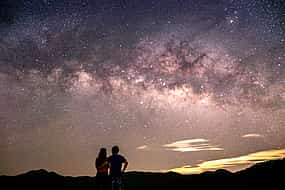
[97,161,109,169]
[122,160,128,172]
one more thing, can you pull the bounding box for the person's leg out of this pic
[103,175,110,190]
[117,176,123,190]
[96,175,102,190]
[111,177,115,190]
[111,176,121,190]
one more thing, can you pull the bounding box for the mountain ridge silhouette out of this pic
[1,158,284,189]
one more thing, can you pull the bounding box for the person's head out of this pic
[112,145,119,155]
[98,148,107,159]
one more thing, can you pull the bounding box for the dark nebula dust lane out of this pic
[0,0,284,176]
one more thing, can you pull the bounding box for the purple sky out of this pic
[0,0,284,176]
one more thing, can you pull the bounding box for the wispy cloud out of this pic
[136,145,148,150]
[242,133,264,138]
[165,149,285,174]
[163,138,223,152]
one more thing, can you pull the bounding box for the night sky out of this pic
[0,0,284,176]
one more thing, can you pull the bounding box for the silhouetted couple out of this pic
[95,145,128,190]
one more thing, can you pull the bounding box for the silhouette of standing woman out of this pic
[95,148,110,190]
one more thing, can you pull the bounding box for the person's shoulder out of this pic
[118,154,124,158]
[108,155,113,161]
[119,154,127,161]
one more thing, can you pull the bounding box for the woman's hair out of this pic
[96,148,107,166]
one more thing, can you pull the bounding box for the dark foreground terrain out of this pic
[1,158,284,190]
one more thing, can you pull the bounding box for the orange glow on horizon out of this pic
[165,149,285,174]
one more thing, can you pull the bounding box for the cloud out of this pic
[242,133,264,138]
[165,149,285,174]
[163,138,223,152]
[136,145,148,150]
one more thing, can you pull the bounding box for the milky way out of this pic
[0,0,284,175]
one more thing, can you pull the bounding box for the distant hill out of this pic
[1,158,284,190]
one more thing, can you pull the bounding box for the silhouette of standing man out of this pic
[108,145,128,190]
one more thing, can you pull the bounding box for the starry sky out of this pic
[0,0,284,176]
